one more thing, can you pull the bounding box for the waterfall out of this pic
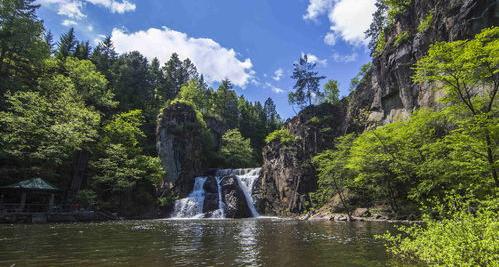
[216,168,261,217]
[210,176,225,219]
[170,168,262,219]
[171,177,207,219]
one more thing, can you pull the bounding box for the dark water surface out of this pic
[0,219,415,266]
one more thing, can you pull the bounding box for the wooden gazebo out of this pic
[0,178,62,213]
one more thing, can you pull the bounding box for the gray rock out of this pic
[353,208,370,217]
[221,175,252,218]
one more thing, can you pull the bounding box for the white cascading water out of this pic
[216,168,261,217]
[171,177,207,218]
[170,168,261,219]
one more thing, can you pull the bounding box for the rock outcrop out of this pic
[257,0,498,216]
[345,0,498,130]
[157,102,206,197]
[203,176,219,213]
[254,103,346,215]
[221,175,252,218]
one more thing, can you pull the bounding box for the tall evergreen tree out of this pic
[90,36,117,82]
[289,54,325,107]
[160,53,198,101]
[56,28,77,59]
[74,41,91,60]
[0,0,49,98]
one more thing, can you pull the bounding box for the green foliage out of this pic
[380,194,499,266]
[413,27,499,186]
[311,134,356,210]
[220,129,256,168]
[102,110,145,150]
[90,110,164,215]
[177,80,208,111]
[374,30,387,57]
[394,31,410,47]
[323,80,340,104]
[0,84,100,165]
[76,189,97,209]
[417,13,434,33]
[0,0,49,95]
[384,0,412,24]
[265,128,297,145]
[63,57,116,109]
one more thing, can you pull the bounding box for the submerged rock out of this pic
[220,175,252,218]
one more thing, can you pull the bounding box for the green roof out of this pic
[1,178,61,191]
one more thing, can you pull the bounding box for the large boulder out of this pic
[203,176,219,213]
[221,175,252,218]
[157,102,206,197]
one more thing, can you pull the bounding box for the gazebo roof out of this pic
[0,178,61,192]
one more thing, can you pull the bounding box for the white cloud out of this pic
[324,32,336,46]
[86,0,135,13]
[265,82,285,94]
[303,0,334,21]
[302,52,327,67]
[303,0,376,46]
[37,0,135,20]
[272,68,284,81]
[332,52,358,63]
[328,0,376,45]
[111,27,254,87]
[62,19,78,27]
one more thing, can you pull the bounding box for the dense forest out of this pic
[0,0,282,216]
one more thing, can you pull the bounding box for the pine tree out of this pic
[75,41,91,60]
[91,36,117,82]
[56,28,77,59]
[289,54,325,107]
[0,0,49,98]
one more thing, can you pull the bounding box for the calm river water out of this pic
[0,218,416,266]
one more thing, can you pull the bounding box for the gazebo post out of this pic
[49,193,55,211]
[20,191,27,212]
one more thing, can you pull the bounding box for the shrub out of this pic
[417,13,434,33]
[379,194,499,266]
[394,31,410,47]
[265,128,297,145]
[374,30,387,57]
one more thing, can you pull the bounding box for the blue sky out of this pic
[37,0,376,118]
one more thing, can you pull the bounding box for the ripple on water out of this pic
[0,220,416,267]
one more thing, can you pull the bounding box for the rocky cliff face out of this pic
[254,104,346,215]
[257,0,498,216]
[156,102,206,197]
[346,0,498,130]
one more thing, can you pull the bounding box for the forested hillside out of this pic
[0,0,281,217]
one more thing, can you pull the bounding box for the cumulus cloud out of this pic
[37,0,135,20]
[272,68,284,81]
[304,0,376,46]
[303,0,334,21]
[302,52,327,67]
[332,52,358,63]
[111,27,254,87]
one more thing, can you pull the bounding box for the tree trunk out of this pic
[69,150,89,198]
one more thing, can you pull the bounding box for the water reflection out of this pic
[235,219,260,266]
[0,219,417,267]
